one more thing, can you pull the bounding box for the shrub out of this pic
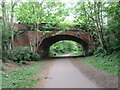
[2,46,41,63]
[2,51,11,62]
[12,46,31,63]
[30,52,40,61]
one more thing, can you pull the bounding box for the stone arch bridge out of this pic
[14,24,95,58]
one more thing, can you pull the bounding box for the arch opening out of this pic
[49,40,83,57]
[37,35,89,58]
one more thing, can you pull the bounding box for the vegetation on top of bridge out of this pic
[13,22,87,37]
[14,22,88,31]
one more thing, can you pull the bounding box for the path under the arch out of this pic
[44,54,97,88]
[32,53,118,88]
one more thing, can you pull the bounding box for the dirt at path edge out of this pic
[32,60,55,88]
[70,58,118,88]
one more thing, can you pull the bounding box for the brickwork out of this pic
[14,24,94,58]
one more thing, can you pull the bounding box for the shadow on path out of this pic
[40,54,87,60]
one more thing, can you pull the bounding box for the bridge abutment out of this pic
[83,46,89,56]
[84,49,89,56]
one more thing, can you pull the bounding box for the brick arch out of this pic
[37,35,89,58]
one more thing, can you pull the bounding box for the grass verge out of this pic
[80,56,119,77]
[71,52,82,56]
[57,51,82,56]
[2,61,44,88]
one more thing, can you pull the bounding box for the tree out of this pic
[16,1,68,52]
[73,1,119,53]
[10,0,19,49]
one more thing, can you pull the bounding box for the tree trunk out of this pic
[94,2,107,53]
[10,0,14,50]
[2,2,6,29]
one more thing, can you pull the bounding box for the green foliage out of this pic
[2,45,41,62]
[73,2,120,55]
[3,46,40,62]
[58,21,78,30]
[2,61,44,88]
[50,40,80,56]
[16,1,68,25]
[102,2,120,53]
[41,24,63,30]
[11,47,31,62]
[2,23,12,51]
[71,52,83,56]
[81,52,119,76]
[30,52,40,60]
[2,51,10,62]
[94,46,104,55]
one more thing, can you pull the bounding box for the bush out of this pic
[12,46,31,63]
[30,52,40,60]
[2,46,41,63]
[2,51,10,62]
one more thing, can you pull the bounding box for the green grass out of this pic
[2,61,44,88]
[53,52,72,56]
[80,56,119,76]
[71,52,82,56]
[56,51,82,56]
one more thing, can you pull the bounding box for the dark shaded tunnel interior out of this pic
[37,35,89,58]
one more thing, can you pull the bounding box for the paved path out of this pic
[44,55,97,88]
